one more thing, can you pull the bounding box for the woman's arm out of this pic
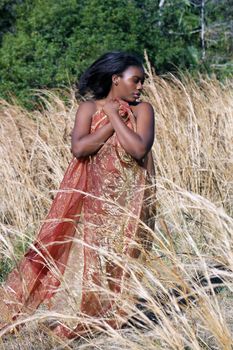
[71,101,114,159]
[144,149,156,177]
[105,101,155,161]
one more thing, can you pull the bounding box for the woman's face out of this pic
[113,65,145,102]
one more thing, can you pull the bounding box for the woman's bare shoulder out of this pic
[130,101,154,118]
[77,99,97,115]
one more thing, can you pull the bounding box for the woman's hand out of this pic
[102,101,154,161]
[102,98,120,117]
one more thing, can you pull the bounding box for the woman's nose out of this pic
[137,81,143,90]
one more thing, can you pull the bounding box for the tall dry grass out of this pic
[0,52,232,349]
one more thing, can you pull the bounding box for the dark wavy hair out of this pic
[75,51,144,100]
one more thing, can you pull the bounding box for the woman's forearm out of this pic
[72,122,114,158]
[146,150,156,177]
[107,111,149,160]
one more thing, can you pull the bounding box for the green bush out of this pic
[0,0,232,109]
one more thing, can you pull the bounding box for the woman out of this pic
[0,51,157,340]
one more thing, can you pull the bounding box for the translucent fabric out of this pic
[0,98,156,339]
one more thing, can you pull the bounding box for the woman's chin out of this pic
[123,96,140,102]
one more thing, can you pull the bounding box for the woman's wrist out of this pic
[105,110,119,120]
[105,118,115,133]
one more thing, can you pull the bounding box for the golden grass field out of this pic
[0,54,232,349]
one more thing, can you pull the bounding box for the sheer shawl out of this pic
[0,98,156,339]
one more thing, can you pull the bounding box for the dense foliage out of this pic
[0,0,232,109]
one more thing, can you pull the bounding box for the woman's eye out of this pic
[134,79,144,85]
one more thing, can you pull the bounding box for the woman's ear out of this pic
[112,74,120,86]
